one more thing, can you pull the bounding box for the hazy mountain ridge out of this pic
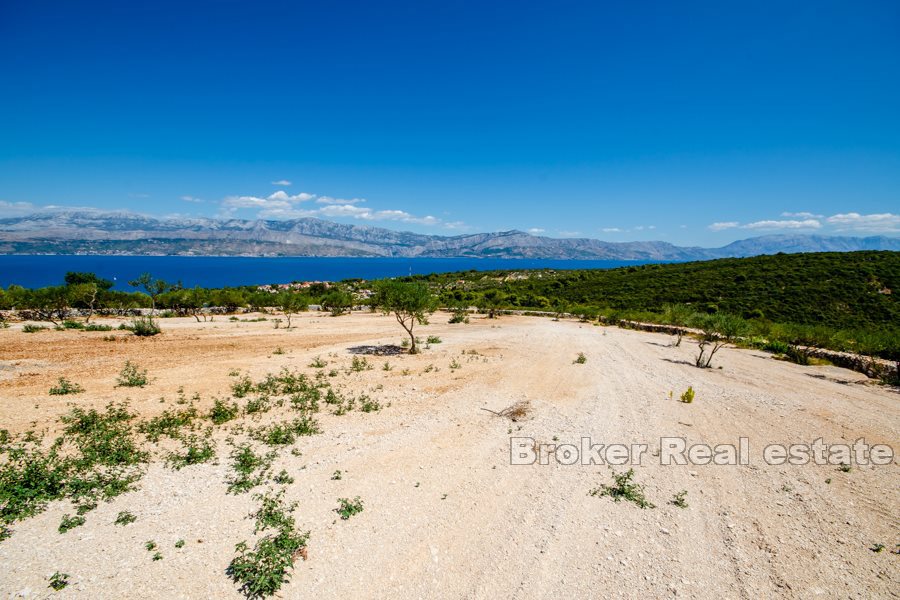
[0,211,897,259]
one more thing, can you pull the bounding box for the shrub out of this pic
[61,320,84,330]
[448,308,469,324]
[227,491,309,598]
[116,361,150,388]
[22,324,48,333]
[49,377,84,396]
[426,335,442,344]
[574,352,587,364]
[762,339,790,354]
[129,317,161,337]
[209,398,240,425]
[679,387,695,403]
[350,356,372,372]
[84,323,113,332]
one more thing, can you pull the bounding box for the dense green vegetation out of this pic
[0,251,897,361]
[415,251,900,361]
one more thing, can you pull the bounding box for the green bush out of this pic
[129,317,161,337]
[116,361,149,387]
[49,377,84,396]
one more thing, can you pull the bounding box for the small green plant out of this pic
[670,490,688,508]
[23,324,48,333]
[48,572,70,591]
[58,513,86,533]
[590,469,655,509]
[231,375,254,398]
[426,335,442,344]
[209,398,240,425]
[167,434,216,469]
[227,490,309,598]
[175,539,185,548]
[382,361,393,371]
[145,540,157,551]
[84,323,113,331]
[870,543,885,553]
[350,356,372,372]
[574,352,587,364]
[839,463,852,473]
[152,552,163,561]
[331,470,342,481]
[49,377,84,396]
[400,338,409,348]
[227,444,276,494]
[273,346,285,355]
[61,320,85,330]
[679,387,695,404]
[128,316,162,337]
[449,359,461,370]
[116,361,149,387]
[115,511,137,526]
[359,396,381,412]
[139,406,198,441]
[309,356,327,368]
[273,470,295,485]
[335,496,364,520]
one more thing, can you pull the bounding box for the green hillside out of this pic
[419,251,900,359]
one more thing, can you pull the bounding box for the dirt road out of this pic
[0,313,897,598]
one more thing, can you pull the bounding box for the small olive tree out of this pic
[128,273,170,313]
[662,303,693,347]
[373,280,436,354]
[277,292,308,328]
[321,291,353,316]
[691,312,747,368]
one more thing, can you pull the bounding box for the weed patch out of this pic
[590,469,655,509]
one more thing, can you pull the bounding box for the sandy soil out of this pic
[0,312,897,599]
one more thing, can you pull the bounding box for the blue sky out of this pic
[1,0,898,245]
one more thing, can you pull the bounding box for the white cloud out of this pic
[709,221,740,231]
[781,211,823,219]
[601,227,622,233]
[221,191,316,215]
[634,225,656,231]
[0,200,35,217]
[825,212,900,234]
[527,228,545,234]
[709,211,900,234]
[271,180,292,186]
[316,196,365,205]
[710,218,820,231]
[743,219,821,230]
[181,195,204,203]
[219,189,459,228]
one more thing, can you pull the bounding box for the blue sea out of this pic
[0,255,659,291]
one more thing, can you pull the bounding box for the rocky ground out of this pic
[0,311,897,598]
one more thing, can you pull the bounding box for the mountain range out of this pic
[0,211,897,260]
